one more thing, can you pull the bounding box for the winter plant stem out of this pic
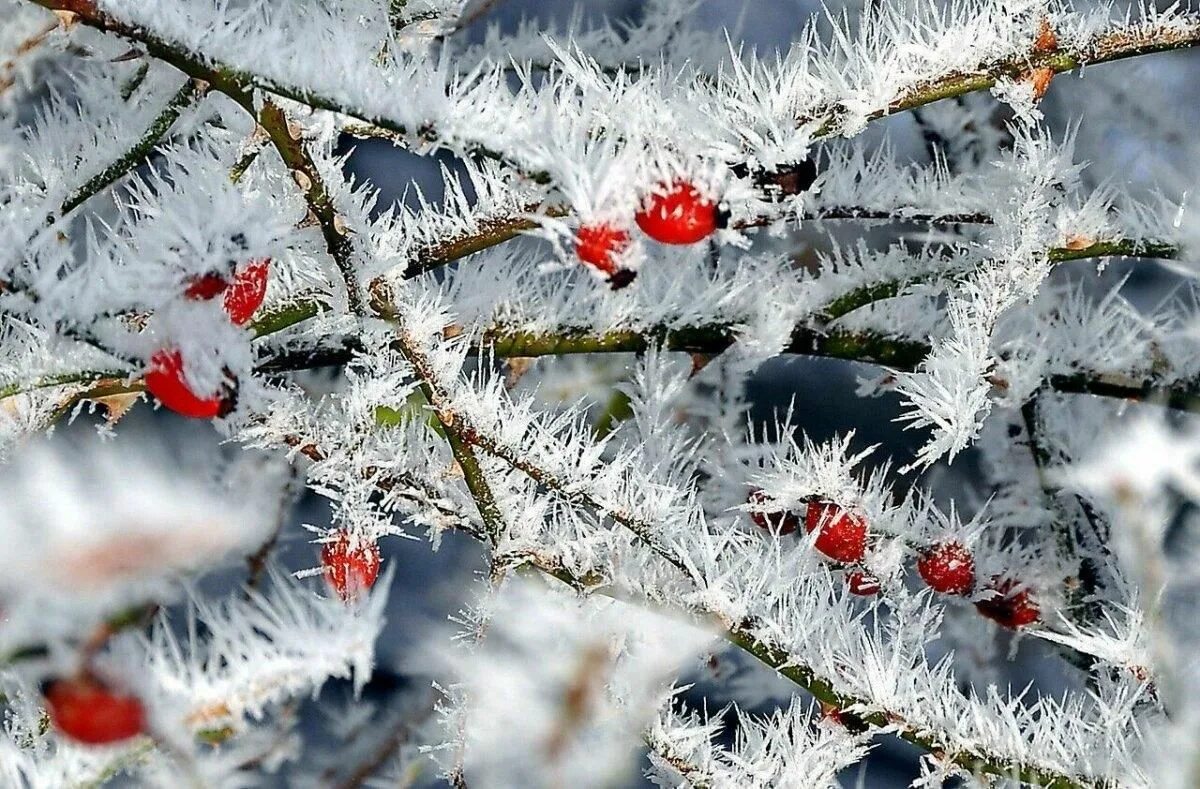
[807,19,1200,135]
[510,522,1099,788]
[24,0,1200,178]
[365,279,1106,787]
[820,239,1181,322]
[245,98,366,314]
[57,77,206,219]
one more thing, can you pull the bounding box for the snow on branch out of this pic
[5,0,1200,785]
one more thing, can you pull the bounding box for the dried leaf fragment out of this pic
[1034,17,1058,52]
[1028,67,1055,100]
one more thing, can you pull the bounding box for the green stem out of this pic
[1046,239,1180,263]
[252,99,364,314]
[526,544,1098,788]
[365,290,507,538]
[250,298,327,337]
[0,370,126,400]
[822,240,1180,322]
[485,324,930,369]
[431,403,507,541]
[58,78,206,219]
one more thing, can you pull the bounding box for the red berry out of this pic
[917,541,975,595]
[321,531,381,603]
[184,272,228,301]
[974,577,1039,628]
[846,570,880,596]
[746,489,800,535]
[804,501,867,563]
[575,224,633,287]
[44,676,145,745]
[635,181,722,245]
[223,258,269,325]
[144,349,234,419]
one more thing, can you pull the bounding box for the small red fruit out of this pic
[223,258,270,325]
[576,225,634,289]
[917,541,975,595]
[144,349,234,419]
[635,181,723,245]
[321,531,381,603]
[44,675,145,745]
[747,489,800,535]
[974,577,1039,628]
[846,570,880,596]
[804,501,867,563]
[184,272,228,301]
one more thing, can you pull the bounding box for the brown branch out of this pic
[24,1,1200,174]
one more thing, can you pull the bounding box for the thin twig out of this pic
[57,78,207,219]
[25,1,1200,177]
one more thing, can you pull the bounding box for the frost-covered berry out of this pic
[804,501,867,563]
[321,530,381,603]
[974,577,1039,628]
[184,272,228,301]
[144,349,234,419]
[635,181,724,244]
[44,676,145,745]
[917,541,975,595]
[846,570,880,596]
[223,258,270,326]
[575,224,634,289]
[747,489,800,535]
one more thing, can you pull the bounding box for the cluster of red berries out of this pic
[144,259,270,419]
[43,673,145,745]
[576,160,821,289]
[747,491,1040,627]
[917,542,1038,627]
[575,180,727,289]
[320,530,382,603]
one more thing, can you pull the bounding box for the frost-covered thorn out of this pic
[299,208,321,228]
[51,9,80,28]
[731,159,820,199]
[292,169,314,192]
[110,47,144,63]
[503,357,534,389]
[367,278,397,318]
